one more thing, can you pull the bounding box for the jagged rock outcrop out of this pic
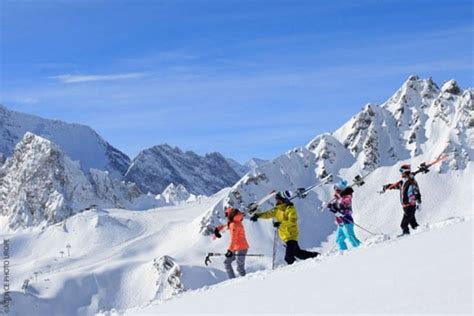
[153,256,184,300]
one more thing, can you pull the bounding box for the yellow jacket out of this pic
[258,203,299,242]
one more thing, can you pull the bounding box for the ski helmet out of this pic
[275,190,292,202]
[334,180,348,191]
[399,164,411,174]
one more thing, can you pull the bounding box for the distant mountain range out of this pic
[0,104,263,227]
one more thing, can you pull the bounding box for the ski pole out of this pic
[271,227,278,270]
[204,253,265,266]
[323,207,377,236]
[350,220,376,236]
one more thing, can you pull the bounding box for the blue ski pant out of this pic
[336,223,361,250]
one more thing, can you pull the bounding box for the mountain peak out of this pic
[441,80,462,95]
[0,104,131,178]
[158,183,195,204]
[0,132,97,228]
[126,145,240,195]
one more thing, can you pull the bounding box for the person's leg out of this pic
[407,205,419,229]
[292,241,319,259]
[224,254,236,279]
[235,249,247,277]
[343,223,361,248]
[284,240,298,264]
[400,208,410,234]
[336,225,348,250]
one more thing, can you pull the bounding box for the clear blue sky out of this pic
[1,0,472,162]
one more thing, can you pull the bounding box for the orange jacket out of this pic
[218,210,249,251]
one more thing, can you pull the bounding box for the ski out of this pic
[378,153,448,194]
[413,153,448,175]
[245,190,278,215]
[205,174,333,238]
[289,173,333,201]
[321,169,376,210]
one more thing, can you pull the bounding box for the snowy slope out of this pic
[2,161,471,315]
[0,191,234,315]
[132,218,472,315]
[125,144,241,196]
[1,76,472,315]
[0,104,131,178]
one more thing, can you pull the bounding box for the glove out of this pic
[273,221,281,228]
[250,214,259,222]
[382,185,389,192]
[321,202,329,209]
[225,250,233,258]
[213,227,222,238]
[416,203,422,211]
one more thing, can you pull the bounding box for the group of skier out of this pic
[214,162,424,280]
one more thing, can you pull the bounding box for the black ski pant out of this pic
[284,240,318,265]
[401,205,419,234]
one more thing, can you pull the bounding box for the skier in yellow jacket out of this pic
[250,190,319,264]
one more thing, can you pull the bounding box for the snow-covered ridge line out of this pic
[0,104,131,178]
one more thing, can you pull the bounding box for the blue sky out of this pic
[1,0,472,162]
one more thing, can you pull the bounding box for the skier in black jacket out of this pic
[382,164,422,236]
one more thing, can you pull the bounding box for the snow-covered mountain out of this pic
[125,144,241,196]
[226,158,269,176]
[0,133,98,228]
[201,76,473,246]
[0,133,150,228]
[0,104,131,178]
[225,158,250,177]
[1,76,472,315]
[156,183,199,205]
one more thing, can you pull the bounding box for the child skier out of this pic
[382,164,422,236]
[250,191,319,265]
[325,180,361,251]
[214,207,249,279]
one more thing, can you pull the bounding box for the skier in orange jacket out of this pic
[214,207,249,279]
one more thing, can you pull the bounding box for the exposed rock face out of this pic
[125,144,241,196]
[0,133,97,228]
[0,133,147,228]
